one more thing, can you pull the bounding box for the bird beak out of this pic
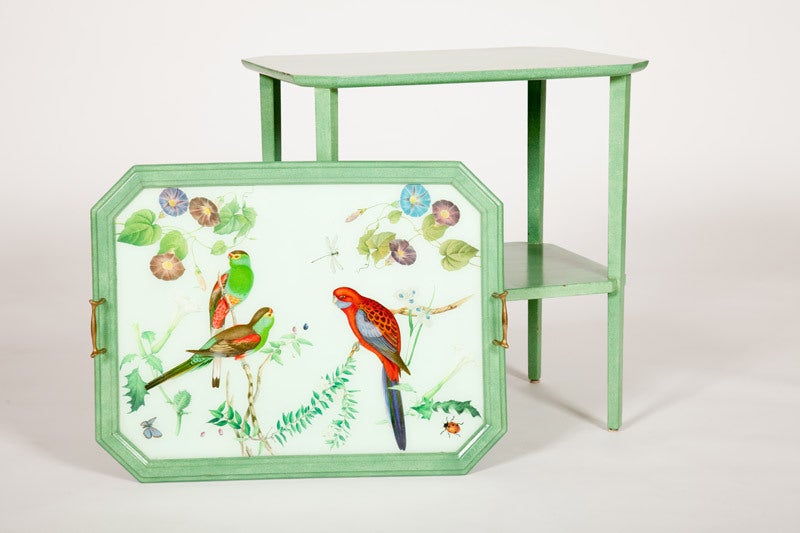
[332,295,337,305]
[265,308,273,317]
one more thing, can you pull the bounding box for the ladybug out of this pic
[441,417,462,437]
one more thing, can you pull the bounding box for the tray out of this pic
[90,161,506,481]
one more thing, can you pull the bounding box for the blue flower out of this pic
[159,188,189,216]
[399,184,431,217]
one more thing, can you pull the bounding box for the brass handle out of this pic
[491,291,509,349]
[89,298,107,358]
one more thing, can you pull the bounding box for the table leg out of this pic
[607,75,631,430]
[527,80,546,382]
[315,88,339,161]
[259,75,281,162]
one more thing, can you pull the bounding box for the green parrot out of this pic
[145,307,274,390]
[210,250,254,330]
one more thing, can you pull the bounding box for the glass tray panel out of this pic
[91,162,506,480]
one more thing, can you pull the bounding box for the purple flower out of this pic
[149,252,186,281]
[189,197,220,226]
[389,239,417,266]
[159,188,189,216]
[432,199,461,226]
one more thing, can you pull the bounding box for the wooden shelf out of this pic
[504,243,615,301]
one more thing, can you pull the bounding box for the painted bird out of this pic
[209,250,254,330]
[145,307,274,390]
[333,287,410,450]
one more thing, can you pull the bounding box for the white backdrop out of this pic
[1,1,798,531]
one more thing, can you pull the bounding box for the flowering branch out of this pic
[389,295,472,317]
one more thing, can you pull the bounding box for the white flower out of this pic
[415,305,433,327]
[174,294,202,319]
[394,288,417,304]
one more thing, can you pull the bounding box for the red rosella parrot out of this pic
[145,307,274,390]
[209,250,254,331]
[333,287,410,450]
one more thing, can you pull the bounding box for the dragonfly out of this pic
[311,236,343,273]
[141,417,163,439]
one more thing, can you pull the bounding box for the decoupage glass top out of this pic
[114,180,486,459]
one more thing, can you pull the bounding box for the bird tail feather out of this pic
[383,367,407,451]
[212,357,222,388]
[145,356,212,390]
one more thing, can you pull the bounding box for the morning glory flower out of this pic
[158,188,189,216]
[399,184,431,217]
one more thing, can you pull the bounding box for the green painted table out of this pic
[242,47,649,430]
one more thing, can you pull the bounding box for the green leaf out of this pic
[291,341,301,355]
[357,228,376,256]
[226,405,234,419]
[422,213,447,241]
[413,399,481,419]
[172,390,191,413]
[387,210,402,223]
[411,399,433,420]
[369,231,396,264]
[214,199,241,235]
[118,209,162,246]
[158,230,188,260]
[237,205,257,237]
[210,240,227,255]
[210,409,223,418]
[119,353,137,369]
[269,341,282,348]
[143,353,163,374]
[123,368,149,413]
[271,351,283,365]
[296,338,313,346]
[140,331,156,345]
[439,239,479,271]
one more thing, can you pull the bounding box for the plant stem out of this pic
[406,324,425,366]
[241,361,274,456]
[423,358,469,402]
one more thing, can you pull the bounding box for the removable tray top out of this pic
[91,161,505,481]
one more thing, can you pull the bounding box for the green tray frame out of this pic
[92,161,506,481]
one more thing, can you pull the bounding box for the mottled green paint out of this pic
[259,75,281,162]
[527,80,546,382]
[314,88,338,161]
[242,47,647,88]
[607,75,631,430]
[504,243,615,301]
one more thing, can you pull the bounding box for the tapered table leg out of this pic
[315,88,339,161]
[259,75,281,162]
[607,75,631,430]
[527,80,546,382]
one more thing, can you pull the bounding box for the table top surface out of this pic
[242,47,648,88]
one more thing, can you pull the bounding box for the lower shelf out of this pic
[504,242,615,301]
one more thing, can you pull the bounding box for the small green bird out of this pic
[145,307,274,390]
[209,250,254,330]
